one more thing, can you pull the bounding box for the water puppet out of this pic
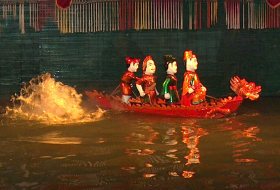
[136,55,158,105]
[86,53,261,118]
[181,50,207,106]
[161,55,180,105]
[120,56,140,104]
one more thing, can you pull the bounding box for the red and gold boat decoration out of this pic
[85,76,261,119]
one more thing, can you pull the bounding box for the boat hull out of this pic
[85,90,244,119]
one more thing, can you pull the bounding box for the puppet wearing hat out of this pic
[136,55,158,104]
[161,55,180,104]
[120,56,140,104]
[181,50,207,106]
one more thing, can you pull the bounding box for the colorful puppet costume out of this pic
[136,55,158,105]
[136,75,157,104]
[161,55,180,105]
[162,74,180,104]
[120,57,140,104]
[181,50,206,106]
[121,71,138,96]
[181,71,206,106]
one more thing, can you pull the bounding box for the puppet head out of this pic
[143,55,156,75]
[125,56,140,72]
[183,50,198,72]
[164,55,177,75]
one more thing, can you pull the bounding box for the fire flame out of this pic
[5,73,105,124]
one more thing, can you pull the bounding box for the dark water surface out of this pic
[0,98,280,190]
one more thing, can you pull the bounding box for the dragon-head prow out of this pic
[230,76,262,100]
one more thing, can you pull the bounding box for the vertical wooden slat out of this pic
[36,2,38,32]
[29,2,31,27]
[189,0,192,30]
[21,2,25,34]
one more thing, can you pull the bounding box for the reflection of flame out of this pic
[6,73,104,124]
[17,132,81,145]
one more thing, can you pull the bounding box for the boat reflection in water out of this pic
[221,118,262,163]
[232,125,261,163]
[181,122,208,178]
[121,117,209,180]
[119,112,264,187]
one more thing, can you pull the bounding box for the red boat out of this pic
[85,76,261,119]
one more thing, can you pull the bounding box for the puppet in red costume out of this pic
[136,55,158,104]
[181,50,207,106]
[121,57,140,104]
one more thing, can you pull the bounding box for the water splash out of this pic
[5,73,105,124]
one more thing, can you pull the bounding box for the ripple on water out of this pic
[16,132,82,145]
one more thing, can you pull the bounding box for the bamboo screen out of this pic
[55,0,183,33]
[224,0,280,29]
[0,0,279,33]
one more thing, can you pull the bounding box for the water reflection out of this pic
[125,124,159,145]
[181,121,208,178]
[121,115,263,185]
[122,117,209,180]
[125,148,155,156]
[163,127,178,146]
[123,120,159,178]
[232,126,262,163]
[17,131,82,144]
[0,109,277,189]
[219,117,262,163]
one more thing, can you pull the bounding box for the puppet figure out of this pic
[136,55,158,104]
[181,50,207,106]
[161,55,180,105]
[121,56,140,104]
